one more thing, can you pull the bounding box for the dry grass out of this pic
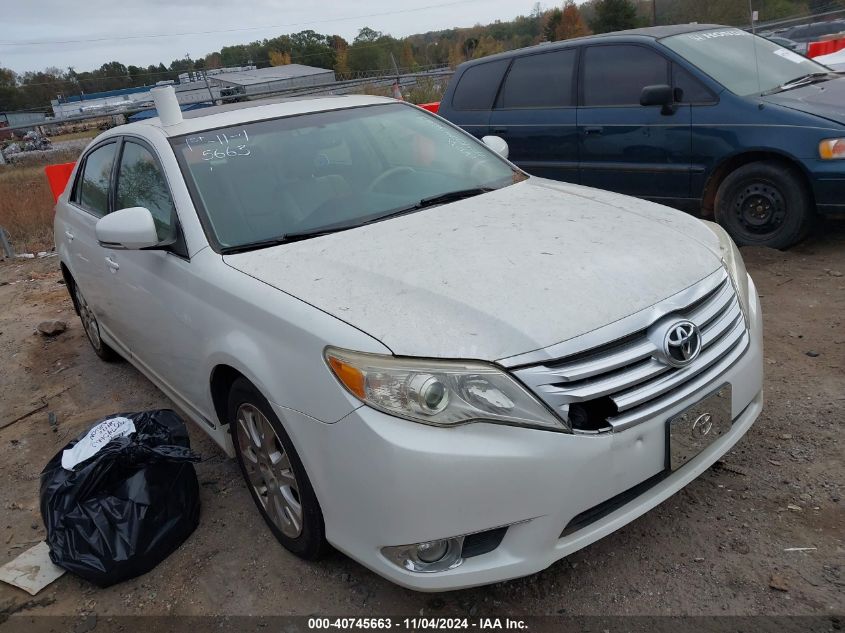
[49,129,99,143]
[0,164,60,254]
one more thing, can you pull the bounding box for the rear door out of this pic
[441,59,510,140]
[63,141,120,328]
[488,47,580,182]
[577,43,692,201]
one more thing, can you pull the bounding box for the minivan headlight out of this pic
[325,347,569,432]
[819,138,845,160]
[704,221,750,320]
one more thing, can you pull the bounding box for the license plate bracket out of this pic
[667,384,732,471]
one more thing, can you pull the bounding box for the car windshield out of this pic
[661,28,832,96]
[170,102,519,250]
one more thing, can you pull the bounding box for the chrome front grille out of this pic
[512,269,749,433]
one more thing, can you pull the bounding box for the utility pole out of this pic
[749,0,757,33]
[202,71,216,105]
[652,0,658,26]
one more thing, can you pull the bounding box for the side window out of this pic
[673,64,716,104]
[498,49,577,108]
[115,141,176,241]
[76,143,117,217]
[451,59,510,111]
[582,45,670,107]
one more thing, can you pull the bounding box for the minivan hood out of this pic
[224,179,724,361]
[761,75,845,125]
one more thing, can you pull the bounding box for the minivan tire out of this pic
[715,160,813,249]
[228,377,328,560]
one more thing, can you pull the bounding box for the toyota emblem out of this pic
[691,413,713,438]
[663,320,702,367]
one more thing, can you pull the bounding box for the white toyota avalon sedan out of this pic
[54,88,763,591]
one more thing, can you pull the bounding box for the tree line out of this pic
[1,0,839,113]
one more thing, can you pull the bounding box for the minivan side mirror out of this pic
[95,207,160,250]
[640,84,678,115]
[481,135,509,159]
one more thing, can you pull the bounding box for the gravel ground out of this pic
[0,222,842,624]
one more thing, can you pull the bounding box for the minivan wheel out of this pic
[228,378,328,560]
[715,160,813,249]
[72,282,119,362]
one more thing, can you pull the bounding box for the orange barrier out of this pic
[419,102,440,113]
[807,36,845,58]
[44,162,76,203]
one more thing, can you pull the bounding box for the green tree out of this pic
[590,0,639,33]
[544,8,564,41]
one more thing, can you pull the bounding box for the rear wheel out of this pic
[715,160,814,249]
[228,378,328,560]
[72,281,119,362]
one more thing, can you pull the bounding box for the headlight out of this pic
[819,138,845,160]
[703,221,751,321]
[325,347,568,432]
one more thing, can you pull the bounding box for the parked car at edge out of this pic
[764,35,801,51]
[782,19,845,52]
[437,24,845,249]
[55,91,763,591]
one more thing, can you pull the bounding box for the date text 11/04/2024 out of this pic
[307,618,529,630]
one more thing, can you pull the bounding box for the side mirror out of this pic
[481,135,509,159]
[640,84,678,115]
[95,207,160,250]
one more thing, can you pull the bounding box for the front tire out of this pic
[228,378,328,560]
[714,160,814,249]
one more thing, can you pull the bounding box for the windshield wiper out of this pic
[762,72,836,95]
[220,188,495,254]
[360,187,495,225]
[220,226,355,254]
[416,187,494,208]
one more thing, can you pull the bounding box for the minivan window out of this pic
[582,45,670,106]
[499,49,577,108]
[661,29,830,96]
[116,141,177,241]
[77,143,117,217]
[673,63,716,103]
[452,59,510,110]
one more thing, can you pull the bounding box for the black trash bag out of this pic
[40,409,201,587]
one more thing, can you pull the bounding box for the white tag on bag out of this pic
[61,416,136,470]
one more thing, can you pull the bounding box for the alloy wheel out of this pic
[235,403,303,538]
[74,284,102,351]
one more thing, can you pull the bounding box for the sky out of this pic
[1,0,539,74]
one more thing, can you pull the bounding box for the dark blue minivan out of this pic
[438,24,845,248]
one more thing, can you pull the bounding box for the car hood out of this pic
[223,179,724,362]
[761,75,845,125]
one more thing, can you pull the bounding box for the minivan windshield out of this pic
[661,28,833,96]
[171,102,519,251]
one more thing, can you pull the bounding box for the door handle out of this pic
[492,127,508,134]
[64,230,74,241]
[584,126,604,135]
[104,256,119,272]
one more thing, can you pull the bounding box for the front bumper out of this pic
[274,277,763,591]
[806,159,845,214]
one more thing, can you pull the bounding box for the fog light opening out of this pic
[416,539,449,563]
[381,536,464,573]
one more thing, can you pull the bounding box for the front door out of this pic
[577,44,692,201]
[488,47,580,182]
[104,138,208,413]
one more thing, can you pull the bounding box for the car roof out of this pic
[107,94,398,139]
[455,23,726,67]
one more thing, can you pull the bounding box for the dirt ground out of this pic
[0,222,843,622]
